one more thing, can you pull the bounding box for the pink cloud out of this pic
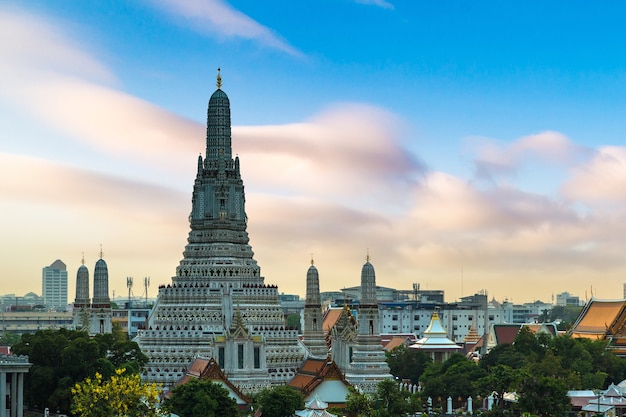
[561,146,626,206]
[148,0,302,56]
[472,131,589,183]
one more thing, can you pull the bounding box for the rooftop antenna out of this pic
[144,277,150,303]
[127,277,133,306]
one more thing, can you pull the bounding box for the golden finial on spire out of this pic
[81,252,85,265]
[216,67,222,89]
[311,253,314,265]
[99,244,103,259]
[366,248,370,262]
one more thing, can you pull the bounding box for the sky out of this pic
[2,1,626,304]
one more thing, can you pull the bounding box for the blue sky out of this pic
[2,0,626,303]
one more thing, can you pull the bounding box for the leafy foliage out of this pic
[345,385,372,417]
[385,344,431,384]
[11,328,147,414]
[163,378,239,417]
[373,378,410,417]
[71,368,162,417]
[254,385,304,417]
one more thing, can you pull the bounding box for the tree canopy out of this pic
[71,368,162,417]
[254,385,304,417]
[11,328,147,414]
[163,378,239,417]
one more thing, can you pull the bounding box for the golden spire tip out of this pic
[216,67,222,89]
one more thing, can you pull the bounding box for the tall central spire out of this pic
[205,68,232,161]
[183,70,258,285]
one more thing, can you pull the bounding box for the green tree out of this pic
[385,344,431,384]
[421,353,485,401]
[71,368,162,417]
[476,365,518,409]
[11,328,147,414]
[163,378,239,417]
[255,385,304,417]
[374,379,409,417]
[0,331,21,346]
[479,343,528,370]
[514,370,570,417]
[345,385,372,417]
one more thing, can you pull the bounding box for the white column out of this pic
[16,374,23,417]
[10,373,16,417]
[0,371,6,417]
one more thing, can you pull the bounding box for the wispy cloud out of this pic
[471,131,590,183]
[147,0,302,56]
[355,0,394,10]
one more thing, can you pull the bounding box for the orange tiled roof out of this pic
[289,357,350,397]
[322,308,343,333]
[384,336,411,351]
[572,300,626,335]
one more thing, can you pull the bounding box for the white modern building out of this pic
[42,260,68,311]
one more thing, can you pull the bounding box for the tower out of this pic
[42,259,68,310]
[302,259,328,358]
[72,255,91,331]
[90,250,112,335]
[343,254,391,392]
[137,71,306,392]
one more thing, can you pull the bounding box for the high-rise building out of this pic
[137,71,306,392]
[42,259,68,310]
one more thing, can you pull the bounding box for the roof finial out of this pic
[366,248,370,263]
[81,252,85,266]
[99,244,103,259]
[216,67,222,89]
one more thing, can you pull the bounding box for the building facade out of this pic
[42,260,68,310]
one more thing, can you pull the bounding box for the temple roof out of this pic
[288,357,350,396]
[409,311,461,351]
[570,298,626,339]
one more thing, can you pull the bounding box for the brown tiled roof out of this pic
[167,357,251,404]
[288,357,350,397]
[384,337,411,351]
[322,309,343,333]
[493,324,522,345]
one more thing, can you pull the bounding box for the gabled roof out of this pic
[384,336,414,351]
[167,357,251,405]
[570,299,626,339]
[322,308,343,333]
[288,357,350,397]
[491,324,523,346]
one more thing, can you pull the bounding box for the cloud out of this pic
[147,0,302,56]
[0,7,203,186]
[234,103,424,207]
[355,0,394,10]
[471,131,589,183]
[0,8,114,84]
[561,146,626,207]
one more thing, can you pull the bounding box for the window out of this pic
[254,347,260,369]
[218,347,225,368]
[238,344,244,369]
[392,315,398,321]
